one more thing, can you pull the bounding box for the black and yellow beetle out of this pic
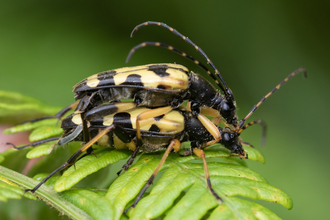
[14,57,306,208]
[21,102,263,205]
[10,62,307,198]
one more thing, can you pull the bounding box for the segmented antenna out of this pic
[126,41,225,93]
[130,21,230,97]
[238,119,267,148]
[238,68,307,129]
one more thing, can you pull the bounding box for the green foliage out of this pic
[0,91,292,219]
[0,177,36,202]
[0,90,61,124]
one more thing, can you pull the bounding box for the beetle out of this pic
[10,62,307,170]
[21,102,262,205]
[11,62,306,210]
[17,61,238,151]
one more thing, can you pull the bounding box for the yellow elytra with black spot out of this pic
[76,63,189,92]
[59,102,246,154]
[100,107,185,135]
[72,63,205,117]
[72,62,238,128]
[96,106,186,152]
[60,102,186,152]
[22,100,249,195]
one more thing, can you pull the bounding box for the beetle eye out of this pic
[221,102,230,115]
[220,101,234,122]
[223,132,230,141]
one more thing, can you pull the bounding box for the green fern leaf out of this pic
[103,152,290,220]
[54,148,131,192]
[0,177,36,202]
[26,142,57,159]
[208,197,281,220]
[0,90,61,124]
[0,166,93,219]
[29,125,62,142]
[3,118,58,134]
[61,189,114,220]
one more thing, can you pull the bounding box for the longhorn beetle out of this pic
[11,61,305,156]
[7,68,306,211]
[20,102,263,204]
[21,60,306,207]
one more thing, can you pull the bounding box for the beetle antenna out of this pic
[238,119,267,148]
[130,21,230,98]
[126,41,225,93]
[238,68,307,129]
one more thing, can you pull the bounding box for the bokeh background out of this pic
[0,1,329,219]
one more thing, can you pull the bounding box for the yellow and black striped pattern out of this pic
[102,107,185,135]
[74,63,189,93]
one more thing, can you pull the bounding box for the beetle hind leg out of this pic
[19,101,79,125]
[193,148,223,202]
[124,139,181,213]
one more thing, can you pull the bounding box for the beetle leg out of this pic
[193,148,223,202]
[124,139,181,213]
[200,106,220,117]
[25,123,135,193]
[117,145,140,176]
[197,114,221,146]
[240,139,254,148]
[18,101,79,125]
[6,137,60,150]
[119,105,174,176]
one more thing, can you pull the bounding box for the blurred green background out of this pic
[0,1,329,219]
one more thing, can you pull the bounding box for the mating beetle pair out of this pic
[9,21,306,211]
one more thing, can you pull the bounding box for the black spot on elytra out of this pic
[97,70,117,81]
[148,65,170,77]
[88,70,116,88]
[120,74,144,87]
[157,84,172,90]
[113,112,133,129]
[154,114,165,121]
[149,124,160,132]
